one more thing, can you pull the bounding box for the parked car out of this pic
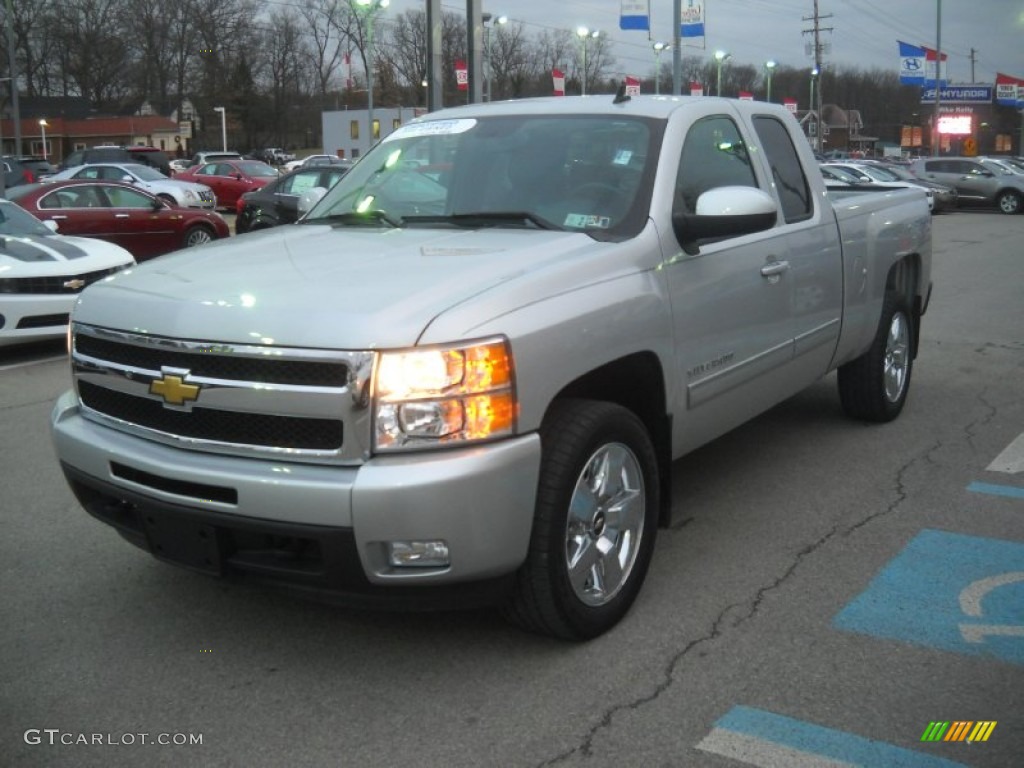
[4,155,57,180]
[282,154,353,172]
[48,163,217,210]
[125,146,172,176]
[7,179,230,261]
[235,165,350,234]
[876,163,958,212]
[174,159,279,210]
[260,147,295,165]
[60,146,133,171]
[168,158,192,174]
[2,157,38,191]
[821,161,937,212]
[187,150,244,169]
[909,156,1024,214]
[0,197,134,347]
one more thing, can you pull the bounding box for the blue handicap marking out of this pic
[834,529,1024,665]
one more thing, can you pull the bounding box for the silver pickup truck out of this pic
[51,96,932,639]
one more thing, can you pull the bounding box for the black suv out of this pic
[61,146,171,176]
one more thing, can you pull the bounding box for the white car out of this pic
[283,154,352,172]
[0,199,135,347]
[47,163,217,210]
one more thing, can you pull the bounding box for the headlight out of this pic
[373,337,516,452]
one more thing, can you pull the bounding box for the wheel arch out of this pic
[549,351,674,526]
[885,254,924,359]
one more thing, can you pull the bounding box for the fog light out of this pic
[388,540,450,568]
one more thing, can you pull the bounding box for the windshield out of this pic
[238,161,280,178]
[305,114,660,238]
[0,200,56,236]
[128,164,168,181]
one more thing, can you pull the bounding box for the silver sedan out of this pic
[47,163,217,209]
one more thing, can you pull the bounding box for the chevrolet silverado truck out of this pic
[51,95,932,640]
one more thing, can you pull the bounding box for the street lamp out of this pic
[714,50,731,97]
[764,60,776,102]
[483,13,508,102]
[576,26,600,96]
[38,119,48,159]
[809,68,819,150]
[355,0,390,145]
[652,42,670,96]
[212,106,226,152]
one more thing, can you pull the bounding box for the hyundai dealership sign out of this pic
[920,84,993,103]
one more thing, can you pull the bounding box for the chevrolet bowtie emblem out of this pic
[63,278,86,290]
[150,372,200,406]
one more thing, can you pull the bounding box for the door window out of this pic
[752,116,812,222]
[673,116,758,216]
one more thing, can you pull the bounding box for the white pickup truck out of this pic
[51,95,932,639]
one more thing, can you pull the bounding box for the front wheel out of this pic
[504,399,659,640]
[996,190,1021,214]
[182,225,214,248]
[837,291,914,422]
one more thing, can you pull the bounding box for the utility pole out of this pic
[802,0,833,152]
[969,47,977,83]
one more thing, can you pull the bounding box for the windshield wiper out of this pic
[402,211,562,231]
[306,210,403,228]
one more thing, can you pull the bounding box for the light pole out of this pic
[355,0,389,145]
[212,107,226,152]
[38,119,48,159]
[714,50,731,97]
[483,13,508,102]
[576,26,599,96]
[764,60,776,102]
[652,42,670,95]
[809,68,819,150]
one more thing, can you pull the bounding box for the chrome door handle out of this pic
[115,213,130,218]
[49,215,67,220]
[761,260,790,277]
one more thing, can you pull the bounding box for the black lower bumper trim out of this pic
[60,462,513,610]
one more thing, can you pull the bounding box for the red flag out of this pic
[455,59,468,91]
[552,68,565,97]
[624,75,641,96]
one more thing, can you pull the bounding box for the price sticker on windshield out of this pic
[385,119,477,142]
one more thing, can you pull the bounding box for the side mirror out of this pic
[43,219,60,233]
[297,186,328,217]
[151,198,167,211]
[672,186,778,255]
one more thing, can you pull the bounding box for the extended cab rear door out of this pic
[658,103,842,455]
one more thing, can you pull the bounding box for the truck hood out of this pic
[73,223,597,349]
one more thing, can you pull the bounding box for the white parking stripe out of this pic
[987,433,1024,474]
[697,728,856,768]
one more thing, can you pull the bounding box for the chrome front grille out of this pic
[71,323,375,463]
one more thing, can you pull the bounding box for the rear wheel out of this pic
[996,190,1021,214]
[182,225,214,248]
[504,399,659,640]
[837,291,914,422]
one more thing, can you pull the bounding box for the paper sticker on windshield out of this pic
[385,119,477,141]
[564,213,611,229]
[613,149,633,165]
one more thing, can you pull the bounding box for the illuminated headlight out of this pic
[373,337,516,452]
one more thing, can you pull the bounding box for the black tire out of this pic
[837,291,914,422]
[503,399,659,640]
[996,190,1021,214]
[182,225,214,248]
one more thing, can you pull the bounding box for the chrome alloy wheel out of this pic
[884,311,910,402]
[185,227,213,247]
[564,442,646,607]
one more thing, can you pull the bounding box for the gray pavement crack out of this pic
[535,441,935,767]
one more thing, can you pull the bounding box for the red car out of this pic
[7,180,230,261]
[173,159,279,210]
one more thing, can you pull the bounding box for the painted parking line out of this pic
[834,530,1024,665]
[967,481,1024,500]
[986,433,1024,474]
[696,706,967,768]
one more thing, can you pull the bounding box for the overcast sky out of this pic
[384,0,1023,83]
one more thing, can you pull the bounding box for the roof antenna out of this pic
[613,82,631,104]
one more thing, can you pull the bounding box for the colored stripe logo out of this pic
[921,721,997,742]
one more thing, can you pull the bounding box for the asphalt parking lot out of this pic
[1,210,1022,767]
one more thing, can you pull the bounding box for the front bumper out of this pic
[0,293,74,347]
[52,390,541,603]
